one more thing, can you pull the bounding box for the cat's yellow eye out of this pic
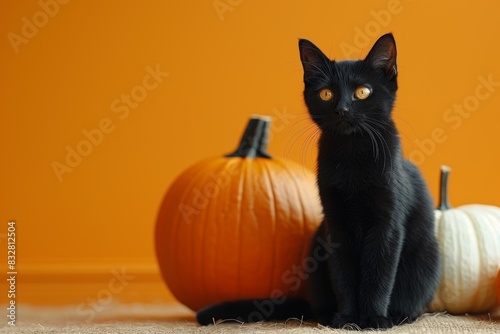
[355,86,372,100]
[319,88,334,101]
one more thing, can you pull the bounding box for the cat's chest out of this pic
[317,136,392,190]
[317,152,389,193]
[320,162,372,190]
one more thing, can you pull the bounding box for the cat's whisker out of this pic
[283,123,319,163]
[282,117,317,141]
[361,123,380,162]
[363,121,394,177]
[392,114,417,133]
[390,114,421,159]
[363,123,382,162]
[300,127,319,156]
[300,129,320,167]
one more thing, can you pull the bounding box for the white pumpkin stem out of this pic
[225,116,273,159]
[437,165,452,210]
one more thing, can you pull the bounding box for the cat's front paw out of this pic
[359,315,394,330]
[329,313,358,329]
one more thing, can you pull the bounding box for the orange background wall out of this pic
[1,1,499,307]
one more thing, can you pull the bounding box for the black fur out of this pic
[197,33,440,330]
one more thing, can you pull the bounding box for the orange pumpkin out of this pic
[155,116,323,311]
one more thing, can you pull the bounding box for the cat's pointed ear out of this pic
[299,39,329,75]
[364,33,397,80]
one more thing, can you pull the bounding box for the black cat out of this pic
[197,33,440,330]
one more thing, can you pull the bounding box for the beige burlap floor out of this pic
[2,304,499,334]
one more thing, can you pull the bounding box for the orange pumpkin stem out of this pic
[437,165,452,211]
[225,116,272,159]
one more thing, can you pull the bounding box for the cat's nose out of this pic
[335,108,348,117]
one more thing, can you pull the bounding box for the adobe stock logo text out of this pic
[7,0,71,54]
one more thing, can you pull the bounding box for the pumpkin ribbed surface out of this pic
[430,166,500,314]
[433,205,500,313]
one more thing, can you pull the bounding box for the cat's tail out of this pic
[196,298,313,325]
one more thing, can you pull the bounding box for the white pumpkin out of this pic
[430,166,500,314]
